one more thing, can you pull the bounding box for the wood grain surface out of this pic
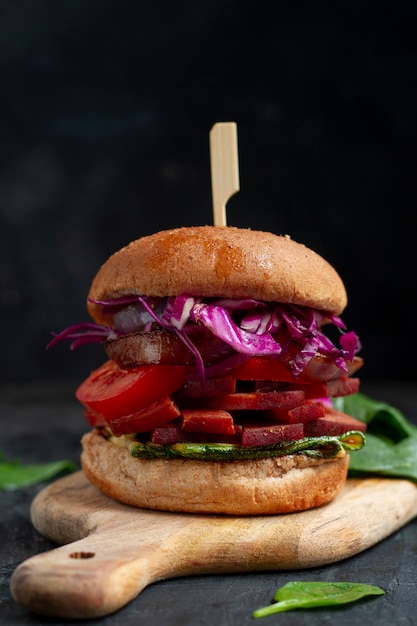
[10,470,417,619]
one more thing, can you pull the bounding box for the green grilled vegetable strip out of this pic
[129,431,365,461]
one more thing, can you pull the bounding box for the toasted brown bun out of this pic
[81,429,349,515]
[87,226,347,325]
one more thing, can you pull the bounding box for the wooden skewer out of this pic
[209,122,240,226]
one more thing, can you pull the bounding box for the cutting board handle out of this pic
[10,531,161,618]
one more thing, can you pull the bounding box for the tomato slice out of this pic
[76,360,190,420]
[228,355,363,385]
[106,396,181,436]
[227,357,295,382]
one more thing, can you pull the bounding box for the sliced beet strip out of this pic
[176,376,236,398]
[304,406,367,436]
[181,409,236,435]
[178,390,305,411]
[151,422,243,445]
[270,400,326,424]
[241,421,304,446]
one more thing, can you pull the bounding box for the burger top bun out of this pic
[87,226,347,325]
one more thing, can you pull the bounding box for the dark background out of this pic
[1,1,416,385]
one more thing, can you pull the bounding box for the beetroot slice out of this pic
[181,409,236,435]
[178,390,305,411]
[151,422,243,445]
[269,401,326,424]
[241,421,304,446]
[304,407,367,436]
[176,376,236,398]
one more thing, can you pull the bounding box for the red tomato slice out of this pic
[106,396,181,436]
[227,357,295,382]
[76,360,190,420]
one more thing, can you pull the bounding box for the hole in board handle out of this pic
[69,551,95,559]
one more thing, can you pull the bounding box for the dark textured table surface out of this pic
[1,381,417,626]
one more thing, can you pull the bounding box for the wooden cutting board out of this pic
[10,470,417,619]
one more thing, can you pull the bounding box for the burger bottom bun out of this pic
[81,430,349,515]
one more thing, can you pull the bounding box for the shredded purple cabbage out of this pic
[47,323,120,351]
[190,303,282,356]
[48,295,361,381]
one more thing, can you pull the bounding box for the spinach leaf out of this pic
[334,393,417,482]
[334,393,417,441]
[253,581,384,617]
[0,451,77,490]
[347,433,417,480]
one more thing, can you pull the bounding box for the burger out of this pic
[50,225,366,515]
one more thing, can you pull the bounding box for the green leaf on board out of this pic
[334,393,417,482]
[0,451,77,490]
[253,581,385,617]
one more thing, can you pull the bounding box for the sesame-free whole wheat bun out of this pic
[81,429,349,515]
[87,226,347,326]
[76,224,362,516]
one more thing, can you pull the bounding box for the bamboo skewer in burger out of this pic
[209,122,240,226]
[49,124,366,515]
